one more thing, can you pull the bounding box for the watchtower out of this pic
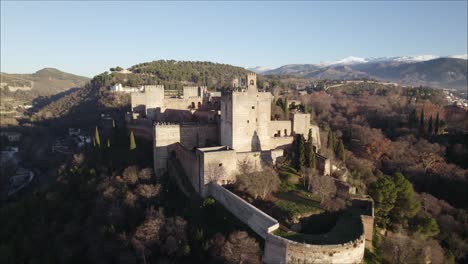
[247,73,257,94]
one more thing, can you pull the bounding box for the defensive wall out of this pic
[208,183,280,238]
[154,123,218,173]
[202,182,372,264]
[263,231,365,264]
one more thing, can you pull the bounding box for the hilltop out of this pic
[1,68,89,95]
[32,60,252,125]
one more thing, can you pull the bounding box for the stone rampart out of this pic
[263,232,365,264]
[153,123,218,173]
[169,143,200,192]
[208,183,279,238]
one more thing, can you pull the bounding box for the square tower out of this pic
[247,73,257,94]
[220,73,272,152]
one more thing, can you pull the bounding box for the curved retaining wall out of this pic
[207,183,371,264]
[263,232,365,264]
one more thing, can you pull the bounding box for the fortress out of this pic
[130,73,323,192]
[128,73,373,263]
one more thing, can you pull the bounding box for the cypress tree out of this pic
[434,112,440,135]
[337,140,345,161]
[327,130,334,150]
[94,126,101,147]
[283,98,289,117]
[293,134,305,171]
[427,115,433,135]
[310,148,316,169]
[276,98,283,108]
[129,130,137,150]
[409,109,417,128]
[305,129,315,168]
[419,109,425,133]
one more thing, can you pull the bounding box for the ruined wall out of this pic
[269,120,292,137]
[263,233,365,264]
[316,154,331,176]
[208,183,279,238]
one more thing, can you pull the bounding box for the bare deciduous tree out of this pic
[123,166,139,185]
[308,174,337,202]
[208,231,261,264]
[136,184,161,199]
[236,166,280,200]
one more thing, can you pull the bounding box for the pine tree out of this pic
[427,115,433,135]
[419,109,425,134]
[94,126,101,147]
[337,140,345,161]
[129,130,137,150]
[434,112,440,135]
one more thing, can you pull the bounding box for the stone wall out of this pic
[351,197,374,249]
[153,123,218,173]
[269,136,294,150]
[208,183,279,238]
[164,97,203,111]
[169,143,200,192]
[197,147,238,195]
[263,232,366,264]
[183,86,207,98]
[269,120,293,137]
[316,154,331,176]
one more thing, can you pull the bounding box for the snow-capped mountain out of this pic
[318,56,370,66]
[247,66,273,74]
[255,55,467,90]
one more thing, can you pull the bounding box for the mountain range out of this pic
[249,55,468,90]
[1,68,89,95]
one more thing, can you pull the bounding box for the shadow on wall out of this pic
[251,131,261,151]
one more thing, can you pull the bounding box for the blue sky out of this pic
[1,1,467,77]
